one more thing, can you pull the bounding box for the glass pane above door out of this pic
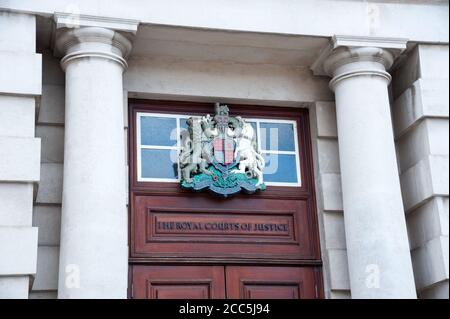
[136,112,301,186]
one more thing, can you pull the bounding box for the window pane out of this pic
[260,122,295,151]
[247,121,258,144]
[140,116,177,146]
[141,149,178,179]
[179,117,189,140]
[263,153,298,184]
[179,117,189,131]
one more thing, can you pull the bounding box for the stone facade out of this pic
[392,44,449,299]
[310,101,351,298]
[29,49,65,299]
[0,11,40,299]
[0,0,448,299]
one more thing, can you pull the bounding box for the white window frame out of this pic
[249,118,301,187]
[136,112,182,183]
[136,112,301,187]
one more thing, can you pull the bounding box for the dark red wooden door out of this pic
[131,265,319,299]
[128,100,323,299]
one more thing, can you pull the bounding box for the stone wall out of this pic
[0,12,40,299]
[392,44,449,299]
[310,102,350,299]
[0,9,446,299]
[29,49,65,299]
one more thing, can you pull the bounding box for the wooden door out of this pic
[131,265,320,299]
[128,100,324,299]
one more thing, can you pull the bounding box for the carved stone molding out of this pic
[311,35,408,91]
[53,13,139,71]
[54,12,139,34]
[55,26,132,70]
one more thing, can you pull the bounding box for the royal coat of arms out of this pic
[179,103,266,197]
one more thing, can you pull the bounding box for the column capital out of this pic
[311,35,407,90]
[55,26,133,71]
[53,14,139,71]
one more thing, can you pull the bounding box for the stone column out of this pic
[55,27,131,298]
[312,37,417,298]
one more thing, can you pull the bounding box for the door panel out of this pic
[132,265,319,299]
[225,266,317,299]
[131,195,318,263]
[132,265,226,299]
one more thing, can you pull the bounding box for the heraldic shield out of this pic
[179,103,266,197]
[213,137,234,165]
